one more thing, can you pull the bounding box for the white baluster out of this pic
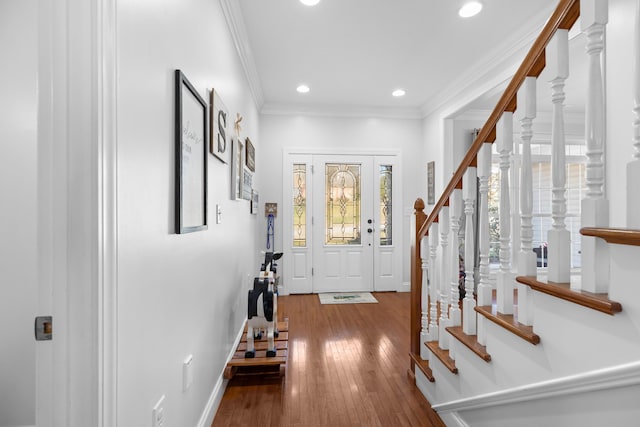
[518,77,537,326]
[477,142,493,345]
[581,0,610,293]
[547,29,571,283]
[497,113,514,314]
[428,222,439,342]
[630,0,640,227]
[449,189,463,328]
[439,207,451,350]
[463,167,477,335]
[420,235,430,360]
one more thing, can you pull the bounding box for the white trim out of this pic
[219,0,264,109]
[421,5,556,118]
[432,360,640,413]
[97,0,118,425]
[196,318,247,427]
[261,103,423,120]
[283,147,401,157]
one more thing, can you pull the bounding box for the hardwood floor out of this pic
[212,292,444,427]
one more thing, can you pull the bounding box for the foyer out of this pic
[212,293,444,427]
[3,0,640,426]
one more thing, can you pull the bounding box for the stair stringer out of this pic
[416,244,640,426]
[433,361,640,427]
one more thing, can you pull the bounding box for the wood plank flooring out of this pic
[212,292,444,427]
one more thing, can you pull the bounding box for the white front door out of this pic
[312,155,374,292]
[283,151,402,294]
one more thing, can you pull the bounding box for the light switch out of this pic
[183,354,193,391]
[216,204,222,224]
[152,395,165,427]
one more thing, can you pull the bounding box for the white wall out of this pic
[116,0,259,425]
[606,0,635,227]
[0,1,37,425]
[259,114,423,286]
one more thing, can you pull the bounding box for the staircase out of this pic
[409,0,640,425]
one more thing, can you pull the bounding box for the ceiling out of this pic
[229,0,560,117]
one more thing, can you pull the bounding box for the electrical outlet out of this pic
[183,354,193,391]
[152,395,165,427]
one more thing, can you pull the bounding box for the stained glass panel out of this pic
[325,163,361,245]
[379,165,392,246]
[293,164,306,247]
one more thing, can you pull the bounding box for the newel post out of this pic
[410,198,427,365]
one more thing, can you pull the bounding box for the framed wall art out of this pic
[242,168,253,200]
[427,161,435,205]
[230,136,245,200]
[251,190,259,215]
[209,89,229,163]
[245,137,255,172]
[175,69,208,234]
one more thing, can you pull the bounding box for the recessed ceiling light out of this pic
[392,89,406,97]
[459,1,483,18]
[296,84,310,93]
[300,0,320,6]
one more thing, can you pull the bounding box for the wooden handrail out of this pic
[410,0,581,376]
[417,0,580,239]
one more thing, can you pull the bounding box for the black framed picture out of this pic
[175,69,208,234]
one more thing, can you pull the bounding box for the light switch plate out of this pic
[216,204,222,224]
[183,355,193,391]
[152,395,165,427]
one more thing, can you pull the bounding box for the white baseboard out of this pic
[399,281,411,292]
[196,317,247,427]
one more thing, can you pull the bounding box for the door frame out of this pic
[37,0,118,425]
[282,148,403,294]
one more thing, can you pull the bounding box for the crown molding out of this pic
[261,103,423,120]
[420,5,557,119]
[219,0,264,109]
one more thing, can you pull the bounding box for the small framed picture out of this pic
[209,89,229,163]
[427,161,435,205]
[251,190,259,215]
[242,168,253,200]
[174,69,208,234]
[230,136,245,200]
[245,137,255,172]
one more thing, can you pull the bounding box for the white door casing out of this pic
[282,150,402,294]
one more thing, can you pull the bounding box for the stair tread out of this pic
[409,351,435,382]
[475,304,540,345]
[516,276,622,315]
[425,341,458,374]
[581,227,640,246]
[446,326,491,362]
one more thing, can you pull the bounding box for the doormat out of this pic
[318,292,378,305]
